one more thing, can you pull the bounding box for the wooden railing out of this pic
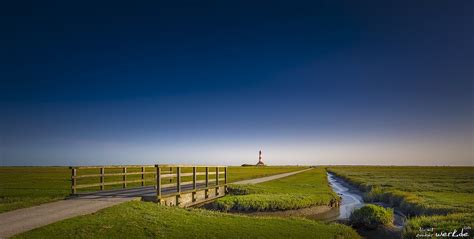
[70,164,228,197]
[70,165,156,194]
[155,164,227,201]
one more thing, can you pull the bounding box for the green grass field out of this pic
[326,166,474,238]
[3,165,360,239]
[8,165,470,239]
[214,168,338,211]
[0,166,305,213]
[13,201,360,239]
[227,166,307,182]
[0,167,71,213]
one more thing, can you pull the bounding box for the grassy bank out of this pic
[326,166,474,238]
[0,166,305,213]
[213,168,338,211]
[14,201,360,239]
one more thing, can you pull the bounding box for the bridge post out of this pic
[176,166,181,206]
[224,167,227,192]
[155,165,161,201]
[169,167,172,183]
[205,167,209,187]
[100,167,105,190]
[216,167,219,196]
[141,167,145,186]
[177,166,181,193]
[192,167,197,202]
[71,168,77,195]
[205,167,209,198]
[122,167,127,188]
[192,167,197,189]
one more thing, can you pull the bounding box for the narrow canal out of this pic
[216,171,407,238]
[325,172,407,239]
[298,172,365,222]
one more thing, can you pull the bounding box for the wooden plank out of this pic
[207,171,225,175]
[161,180,210,189]
[72,170,213,179]
[73,172,155,179]
[160,172,214,178]
[71,165,155,169]
[73,179,148,189]
[159,184,223,198]
[160,174,175,179]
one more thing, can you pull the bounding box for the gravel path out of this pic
[0,168,312,238]
[0,196,137,238]
[232,168,312,185]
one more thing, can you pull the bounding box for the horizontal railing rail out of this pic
[70,164,228,199]
[155,164,227,203]
[70,165,156,194]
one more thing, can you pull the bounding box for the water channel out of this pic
[215,171,407,238]
[325,172,407,239]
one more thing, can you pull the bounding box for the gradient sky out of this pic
[1,1,473,166]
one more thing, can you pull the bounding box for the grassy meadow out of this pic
[0,166,306,213]
[227,166,307,182]
[13,201,360,239]
[4,165,471,239]
[214,168,338,211]
[9,167,360,238]
[326,166,474,238]
[0,167,71,213]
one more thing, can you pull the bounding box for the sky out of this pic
[1,1,473,166]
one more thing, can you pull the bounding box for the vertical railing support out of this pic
[71,167,77,195]
[100,167,105,190]
[205,166,209,198]
[176,166,181,206]
[169,167,173,183]
[216,167,219,185]
[224,167,227,183]
[216,167,219,195]
[177,167,181,193]
[192,167,197,190]
[122,167,127,188]
[141,167,145,186]
[224,167,228,193]
[156,165,161,201]
[205,167,209,187]
[192,166,197,202]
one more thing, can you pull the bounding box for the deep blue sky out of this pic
[1,1,473,166]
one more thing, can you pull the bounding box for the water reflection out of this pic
[326,172,406,228]
[326,172,365,220]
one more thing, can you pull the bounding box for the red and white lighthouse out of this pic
[256,150,265,166]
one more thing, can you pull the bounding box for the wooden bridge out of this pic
[70,164,227,207]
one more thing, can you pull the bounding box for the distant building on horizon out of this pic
[256,150,265,166]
